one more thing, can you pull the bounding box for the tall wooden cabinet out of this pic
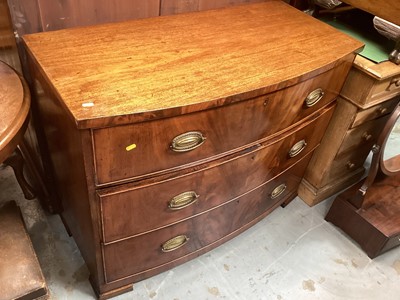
[23,2,362,298]
[299,56,400,206]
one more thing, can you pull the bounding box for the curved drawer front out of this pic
[99,105,334,243]
[102,155,309,283]
[93,66,346,185]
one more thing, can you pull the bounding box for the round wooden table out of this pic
[0,61,48,299]
[0,61,30,162]
[0,61,34,199]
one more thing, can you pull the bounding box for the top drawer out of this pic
[93,67,345,185]
[341,58,400,108]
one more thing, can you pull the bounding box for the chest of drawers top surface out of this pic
[23,1,362,129]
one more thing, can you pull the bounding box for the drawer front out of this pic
[327,149,371,183]
[102,157,308,283]
[98,109,331,242]
[368,76,400,104]
[93,67,345,185]
[351,97,399,128]
[341,66,400,107]
[336,116,389,158]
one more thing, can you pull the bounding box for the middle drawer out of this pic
[98,104,334,243]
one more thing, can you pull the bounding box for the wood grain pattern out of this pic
[99,106,333,243]
[23,3,361,297]
[23,1,362,129]
[0,61,30,163]
[103,154,310,283]
[93,68,343,185]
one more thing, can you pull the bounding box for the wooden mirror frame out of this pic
[380,103,400,175]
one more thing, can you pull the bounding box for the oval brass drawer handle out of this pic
[161,235,189,252]
[270,183,287,199]
[305,88,324,107]
[168,191,199,210]
[288,140,307,158]
[170,131,206,152]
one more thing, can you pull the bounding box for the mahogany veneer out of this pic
[23,1,362,298]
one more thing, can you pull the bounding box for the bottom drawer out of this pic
[102,152,312,283]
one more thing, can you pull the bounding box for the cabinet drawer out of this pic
[341,64,400,107]
[351,97,399,128]
[98,109,331,242]
[93,67,345,185]
[102,157,307,283]
[336,116,389,158]
[327,149,371,184]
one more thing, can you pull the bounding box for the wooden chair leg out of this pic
[4,148,35,200]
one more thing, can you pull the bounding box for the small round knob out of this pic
[362,132,372,141]
[378,107,388,115]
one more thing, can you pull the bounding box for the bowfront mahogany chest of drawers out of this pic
[22,1,362,298]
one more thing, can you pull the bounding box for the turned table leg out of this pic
[4,147,36,200]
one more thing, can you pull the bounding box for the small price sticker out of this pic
[126,143,137,151]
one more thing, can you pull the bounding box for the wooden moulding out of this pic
[298,167,365,206]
